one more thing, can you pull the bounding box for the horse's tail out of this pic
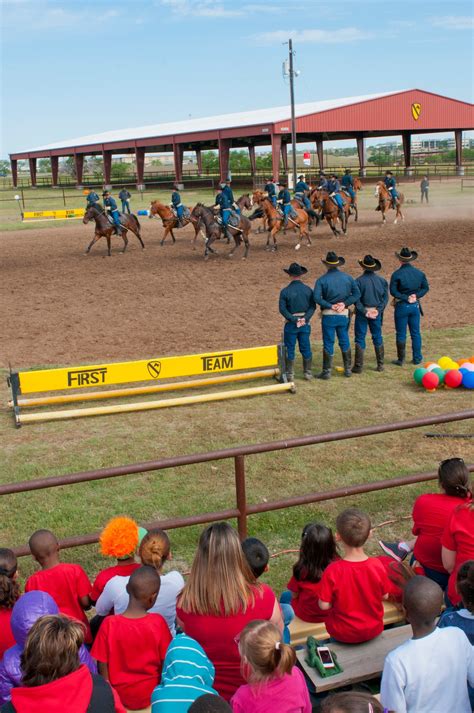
[131,214,141,231]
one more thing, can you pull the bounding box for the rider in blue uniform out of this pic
[171,183,184,226]
[279,262,316,381]
[224,179,240,214]
[326,174,345,219]
[317,172,328,191]
[102,191,122,235]
[352,255,388,374]
[390,247,430,366]
[214,184,232,239]
[277,182,292,228]
[341,169,355,211]
[265,178,277,207]
[294,175,311,210]
[384,171,399,209]
[86,189,100,207]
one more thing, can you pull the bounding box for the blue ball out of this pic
[461,370,474,389]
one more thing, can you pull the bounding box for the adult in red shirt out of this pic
[24,530,92,643]
[90,517,143,604]
[4,614,125,713]
[286,523,338,622]
[442,502,474,606]
[176,523,283,701]
[0,550,20,660]
[92,566,171,711]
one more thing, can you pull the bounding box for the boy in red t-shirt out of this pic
[318,508,390,643]
[25,529,92,643]
[92,566,171,711]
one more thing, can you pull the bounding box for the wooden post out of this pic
[316,138,324,170]
[28,157,37,187]
[173,143,184,183]
[271,133,282,182]
[356,135,366,176]
[248,145,256,175]
[455,130,464,175]
[135,147,145,189]
[218,137,231,182]
[50,156,59,187]
[102,150,112,188]
[74,154,84,187]
[234,455,248,539]
[281,143,288,172]
[196,148,203,175]
[402,132,412,174]
[11,159,18,187]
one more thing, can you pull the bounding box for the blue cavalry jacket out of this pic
[314,269,361,309]
[384,176,397,190]
[326,179,341,194]
[87,191,100,204]
[265,182,276,196]
[341,174,354,188]
[171,191,181,207]
[222,185,235,204]
[215,192,232,210]
[389,263,429,302]
[355,272,389,315]
[279,280,316,323]
[278,188,292,205]
[295,180,310,194]
[104,196,118,212]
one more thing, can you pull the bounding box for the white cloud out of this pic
[159,0,244,17]
[252,27,373,45]
[431,15,474,30]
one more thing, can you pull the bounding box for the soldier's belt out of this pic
[292,312,305,317]
[322,308,349,317]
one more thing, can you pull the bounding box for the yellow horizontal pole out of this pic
[12,369,279,408]
[18,382,295,424]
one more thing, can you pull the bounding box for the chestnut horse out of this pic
[341,176,363,222]
[252,190,310,251]
[149,200,202,246]
[374,182,405,224]
[311,189,350,237]
[83,204,144,256]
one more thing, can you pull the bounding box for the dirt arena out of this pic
[1,202,473,369]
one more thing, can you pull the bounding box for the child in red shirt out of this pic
[318,508,390,643]
[24,529,92,643]
[90,517,143,604]
[0,549,20,660]
[442,503,474,606]
[286,523,338,623]
[92,566,171,711]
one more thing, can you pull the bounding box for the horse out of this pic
[311,189,350,237]
[83,204,145,256]
[252,191,310,251]
[374,182,405,224]
[149,200,202,247]
[340,176,363,222]
[189,204,247,260]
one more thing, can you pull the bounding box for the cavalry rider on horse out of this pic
[384,170,399,209]
[223,179,240,215]
[294,175,311,211]
[327,174,346,221]
[102,190,122,235]
[341,169,355,212]
[171,182,185,227]
[265,177,277,207]
[277,181,293,228]
[214,183,232,240]
[317,171,329,191]
[86,188,100,208]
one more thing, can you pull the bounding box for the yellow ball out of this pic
[438,356,452,369]
[450,361,459,369]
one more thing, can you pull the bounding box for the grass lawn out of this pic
[1,325,473,595]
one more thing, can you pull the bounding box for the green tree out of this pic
[38,158,51,173]
[0,159,11,175]
[201,151,219,173]
[368,152,394,166]
[59,157,76,177]
[256,153,273,170]
[150,158,162,166]
[111,162,131,178]
[229,150,250,171]
[85,157,103,176]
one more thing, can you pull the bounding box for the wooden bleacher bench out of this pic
[289,600,405,646]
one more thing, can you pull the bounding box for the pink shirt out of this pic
[231,666,311,713]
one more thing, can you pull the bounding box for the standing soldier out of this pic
[384,170,399,209]
[277,181,292,229]
[102,190,122,235]
[314,252,360,380]
[264,177,277,207]
[171,182,184,227]
[341,169,355,212]
[420,175,429,203]
[352,255,389,374]
[294,174,311,210]
[390,247,430,366]
[86,188,100,208]
[279,263,316,381]
[118,187,131,214]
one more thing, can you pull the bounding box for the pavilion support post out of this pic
[51,156,59,187]
[11,159,18,187]
[196,148,203,175]
[248,145,256,176]
[271,133,282,182]
[356,135,366,176]
[135,147,145,190]
[402,132,412,175]
[455,130,464,175]
[74,154,84,188]
[28,158,37,187]
[316,138,324,170]
[173,143,184,185]
[281,143,288,172]
[218,138,231,182]
[102,150,112,189]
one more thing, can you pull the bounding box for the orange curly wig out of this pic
[100,517,139,559]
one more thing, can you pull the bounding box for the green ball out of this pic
[432,367,445,384]
[413,367,427,385]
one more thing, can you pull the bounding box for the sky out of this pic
[1,0,473,158]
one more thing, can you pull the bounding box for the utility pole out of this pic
[288,39,298,190]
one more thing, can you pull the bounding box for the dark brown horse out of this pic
[252,190,310,251]
[149,200,202,247]
[374,182,405,224]
[191,204,251,259]
[311,190,350,237]
[83,205,144,256]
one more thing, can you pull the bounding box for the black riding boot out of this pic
[342,349,352,377]
[392,342,406,366]
[351,345,364,374]
[317,351,333,380]
[303,357,313,381]
[375,344,385,372]
[286,359,295,382]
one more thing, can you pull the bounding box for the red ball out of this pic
[444,369,463,388]
[421,372,439,391]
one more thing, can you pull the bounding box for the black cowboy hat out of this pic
[277,181,286,187]
[385,170,393,175]
[284,262,308,276]
[322,251,345,267]
[345,168,351,173]
[395,247,418,262]
[359,254,382,271]
[102,190,110,196]
[298,174,305,179]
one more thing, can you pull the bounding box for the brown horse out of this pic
[341,176,363,222]
[149,200,202,247]
[374,182,405,224]
[252,190,310,251]
[311,189,350,237]
[83,204,144,256]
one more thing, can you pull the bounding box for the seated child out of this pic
[321,691,384,712]
[0,591,96,707]
[189,695,232,712]
[90,517,143,604]
[151,633,218,712]
[286,523,338,622]
[92,566,172,711]
[0,550,20,660]
[381,576,474,713]
[24,529,92,643]
[318,508,390,643]
[441,500,474,606]
[230,619,311,713]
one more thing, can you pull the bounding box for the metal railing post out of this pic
[234,455,248,540]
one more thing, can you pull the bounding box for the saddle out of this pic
[229,211,240,227]
[294,196,305,208]
[106,212,127,226]
[342,189,352,200]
